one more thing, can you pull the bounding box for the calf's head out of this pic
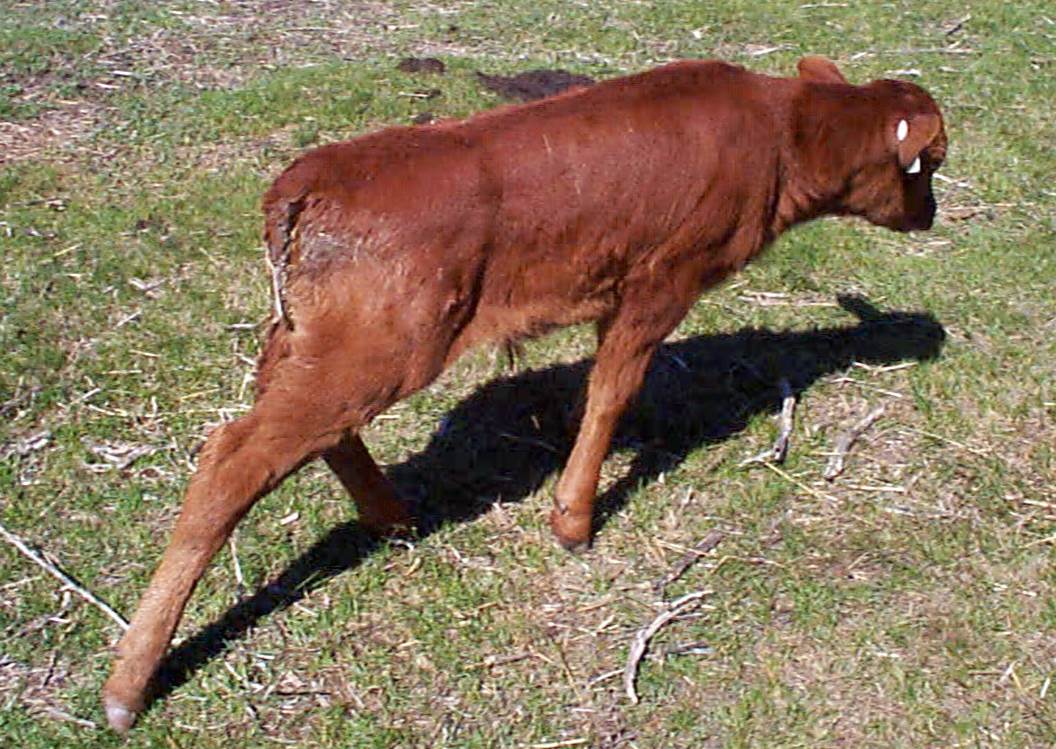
[796,57,948,232]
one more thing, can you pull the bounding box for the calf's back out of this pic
[263,61,792,368]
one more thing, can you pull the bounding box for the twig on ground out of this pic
[38,706,98,730]
[772,379,796,462]
[739,378,796,466]
[467,652,531,670]
[83,440,155,472]
[547,633,585,702]
[0,385,41,418]
[897,425,990,457]
[824,405,886,480]
[0,520,129,632]
[587,668,623,687]
[656,639,713,658]
[497,431,560,454]
[737,290,838,307]
[6,429,51,458]
[654,530,725,594]
[943,13,971,36]
[762,461,841,504]
[624,590,710,704]
[530,739,589,749]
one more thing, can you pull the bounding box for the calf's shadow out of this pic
[150,294,944,706]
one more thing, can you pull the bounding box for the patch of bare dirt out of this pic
[476,69,596,101]
[0,653,96,729]
[0,102,109,163]
[0,1,408,162]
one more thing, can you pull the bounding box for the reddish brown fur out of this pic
[103,56,946,731]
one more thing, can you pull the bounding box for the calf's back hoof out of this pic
[103,695,138,733]
[359,506,416,539]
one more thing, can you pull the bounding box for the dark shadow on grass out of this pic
[151,295,944,706]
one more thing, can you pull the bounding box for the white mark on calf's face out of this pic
[897,119,908,142]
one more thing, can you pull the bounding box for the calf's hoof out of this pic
[103,694,139,734]
[549,507,592,553]
[102,671,148,733]
[359,501,416,539]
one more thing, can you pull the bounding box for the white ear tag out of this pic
[906,156,921,175]
[897,119,909,142]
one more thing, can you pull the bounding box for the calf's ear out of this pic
[797,56,848,84]
[892,113,941,171]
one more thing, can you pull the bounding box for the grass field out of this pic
[1,1,1054,747]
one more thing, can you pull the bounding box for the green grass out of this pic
[2,1,1055,747]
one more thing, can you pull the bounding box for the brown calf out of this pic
[103,55,946,730]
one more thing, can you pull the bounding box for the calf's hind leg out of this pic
[101,366,364,732]
[323,432,412,535]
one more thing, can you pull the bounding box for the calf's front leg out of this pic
[550,287,694,551]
